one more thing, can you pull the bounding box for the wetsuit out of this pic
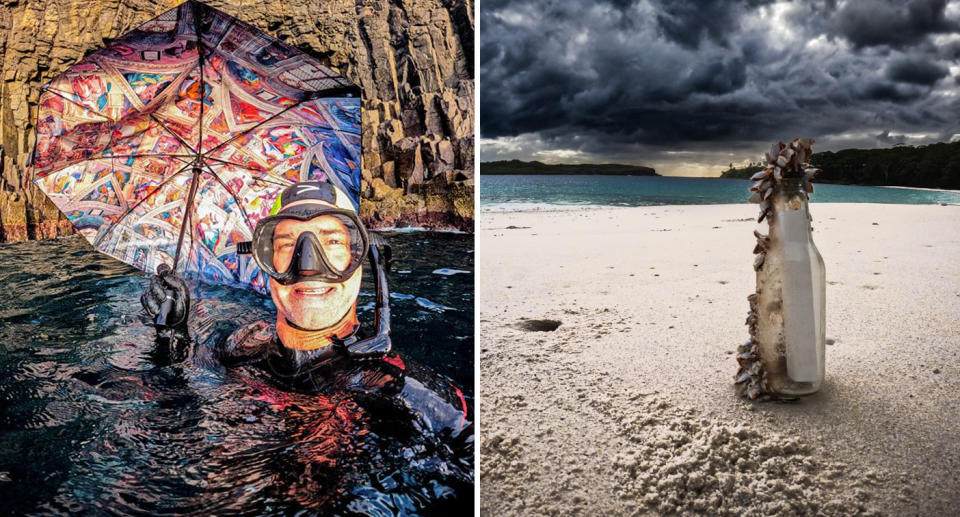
[200,319,469,436]
[142,315,473,514]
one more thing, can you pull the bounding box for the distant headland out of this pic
[480,160,658,176]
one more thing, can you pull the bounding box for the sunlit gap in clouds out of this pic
[480,134,752,177]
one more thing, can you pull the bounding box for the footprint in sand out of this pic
[516,319,562,332]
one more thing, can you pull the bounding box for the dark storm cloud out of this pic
[886,57,950,85]
[655,0,756,48]
[943,40,960,59]
[480,0,960,175]
[860,81,926,102]
[830,0,958,49]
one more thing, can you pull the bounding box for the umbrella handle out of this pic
[156,298,174,326]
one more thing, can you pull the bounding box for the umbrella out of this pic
[32,0,362,294]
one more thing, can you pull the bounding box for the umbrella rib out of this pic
[201,100,309,158]
[202,157,287,185]
[205,162,289,188]
[93,159,196,249]
[90,120,194,166]
[96,153,196,161]
[310,100,362,136]
[34,154,195,180]
[33,89,141,174]
[202,156,267,172]
[40,88,111,123]
[246,175,289,187]
[35,92,197,174]
[149,114,199,155]
[199,161,256,235]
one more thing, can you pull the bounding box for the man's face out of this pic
[268,214,362,330]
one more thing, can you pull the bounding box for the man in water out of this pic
[139,181,471,512]
[140,179,466,422]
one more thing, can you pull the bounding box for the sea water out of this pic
[0,232,473,515]
[480,175,960,209]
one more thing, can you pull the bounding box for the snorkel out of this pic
[237,181,392,359]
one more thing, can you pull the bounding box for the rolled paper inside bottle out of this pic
[778,209,821,382]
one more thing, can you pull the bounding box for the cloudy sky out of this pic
[480,0,960,176]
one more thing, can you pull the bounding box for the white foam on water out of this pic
[377,226,469,234]
[415,297,455,312]
[480,202,630,213]
[432,268,471,276]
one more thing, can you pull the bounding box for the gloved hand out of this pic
[141,264,190,329]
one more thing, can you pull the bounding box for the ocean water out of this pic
[479,175,960,209]
[0,232,473,515]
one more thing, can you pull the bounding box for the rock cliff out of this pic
[0,0,473,241]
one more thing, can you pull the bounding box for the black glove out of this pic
[141,264,190,329]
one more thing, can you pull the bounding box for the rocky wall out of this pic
[0,0,474,241]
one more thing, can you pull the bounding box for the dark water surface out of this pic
[0,232,473,515]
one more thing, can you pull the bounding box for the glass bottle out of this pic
[757,178,826,396]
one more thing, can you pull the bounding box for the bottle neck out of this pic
[778,178,806,194]
[775,178,808,206]
[766,182,806,223]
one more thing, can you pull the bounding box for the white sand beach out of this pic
[478,203,960,516]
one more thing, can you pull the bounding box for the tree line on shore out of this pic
[719,141,960,189]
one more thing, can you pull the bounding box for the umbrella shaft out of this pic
[173,167,202,270]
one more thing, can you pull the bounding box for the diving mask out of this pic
[251,205,369,285]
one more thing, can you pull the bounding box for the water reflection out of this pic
[0,234,473,515]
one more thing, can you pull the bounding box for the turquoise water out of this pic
[479,175,960,209]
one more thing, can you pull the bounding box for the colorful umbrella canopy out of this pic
[32,1,362,294]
